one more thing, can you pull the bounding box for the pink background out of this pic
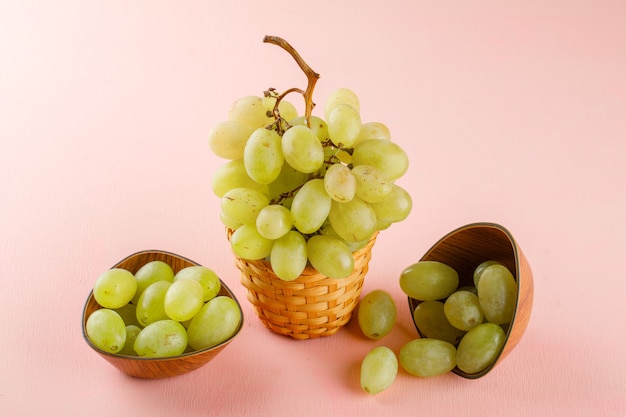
[2,1,625,416]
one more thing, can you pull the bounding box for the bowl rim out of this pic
[81,249,244,361]
[407,221,525,379]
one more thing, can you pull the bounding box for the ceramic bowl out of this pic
[407,222,534,379]
[82,250,244,379]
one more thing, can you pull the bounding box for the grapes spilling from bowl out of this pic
[85,261,242,358]
[209,36,412,281]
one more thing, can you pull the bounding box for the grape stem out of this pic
[263,35,320,127]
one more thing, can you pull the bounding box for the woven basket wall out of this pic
[228,230,377,340]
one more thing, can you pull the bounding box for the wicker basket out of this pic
[227,230,377,339]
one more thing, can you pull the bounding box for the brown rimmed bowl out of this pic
[407,222,534,379]
[82,250,244,379]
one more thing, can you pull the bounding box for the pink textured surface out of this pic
[1,1,625,416]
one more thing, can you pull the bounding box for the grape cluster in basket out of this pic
[208,39,411,281]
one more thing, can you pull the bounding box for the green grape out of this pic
[262,95,298,123]
[319,222,371,252]
[358,290,397,339]
[324,163,356,203]
[164,278,205,322]
[351,165,392,204]
[360,346,398,394]
[135,281,171,327]
[352,139,409,181]
[267,163,309,208]
[132,260,174,304]
[228,95,274,129]
[256,204,293,239]
[220,210,243,230]
[230,223,273,260]
[93,268,137,309]
[282,125,324,173]
[187,296,242,351]
[328,197,377,243]
[114,303,140,327]
[85,309,126,354]
[306,235,354,279]
[444,290,484,331]
[119,325,141,356]
[473,260,502,287]
[270,230,308,281]
[399,338,457,377]
[208,120,255,160]
[412,300,466,345]
[477,264,517,325]
[220,187,269,225]
[290,179,332,234]
[369,184,412,224]
[174,265,221,302]
[324,87,360,120]
[290,115,329,142]
[243,128,284,184]
[400,261,459,301]
[356,121,391,144]
[458,285,478,295]
[134,319,188,358]
[211,159,267,198]
[456,323,506,374]
[327,103,361,148]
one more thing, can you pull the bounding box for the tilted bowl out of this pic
[407,222,534,379]
[82,250,244,379]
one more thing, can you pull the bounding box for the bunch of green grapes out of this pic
[85,261,241,358]
[209,88,412,281]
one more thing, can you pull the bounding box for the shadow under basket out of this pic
[228,230,377,340]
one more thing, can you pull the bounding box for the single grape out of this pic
[208,120,255,160]
[86,309,126,354]
[399,338,457,377]
[306,234,354,279]
[174,265,221,302]
[93,268,137,309]
[328,197,377,243]
[114,303,140,327]
[211,159,268,198]
[256,204,293,240]
[351,165,392,204]
[324,87,360,120]
[262,95,298,122]
[360,346,398,394]
[369,183,412,223]
[473,260,502,287]
[243,128,284,184]
[289,115,329,142]
[356,121,391,144]
[327,103,362,148]
[134,319,188,358]
[187,296,242,351]
[477,264,517,325]
[444,290,484,331]
[282,125,324,173]
[230,223,273,260]
[324,163,356,203]
[164,278,205,322]
[351,139,409,181]
[132,260,174,304]
[220,187,269,225]
[399,261,459,301]
[290,179,332,234]
[266,163,308,208]
[319,222,371,252]
[220,210,243,230]
[119,325,141,356]
[412,300,466,345]
[358,290,397,339]
[456,323,506,374]
[228,95,273,129]
[135,281,171,327]
[270,230,308,281]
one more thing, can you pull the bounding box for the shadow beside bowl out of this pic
[407,222,534,379]
[82,250,244,379]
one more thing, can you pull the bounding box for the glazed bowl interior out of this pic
[82,250,244,379]
[408,222,534,379]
